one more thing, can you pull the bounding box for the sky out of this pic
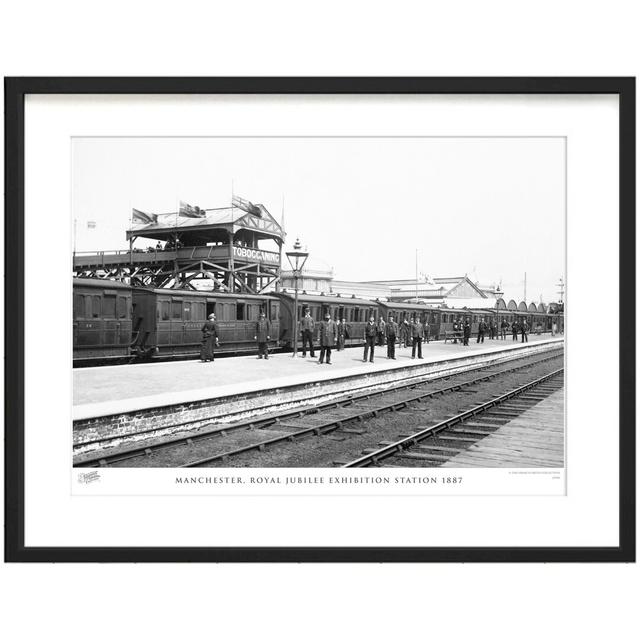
[72,137,565,303]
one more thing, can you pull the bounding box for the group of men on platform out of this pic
[449,317,529,345]
[199,307,533,365]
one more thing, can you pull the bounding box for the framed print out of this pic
[4,77,635,562]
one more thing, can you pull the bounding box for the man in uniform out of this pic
[363,316,377,362]
[512,320,519,341]
[376,316,386,347]
[399,319,410,348]
[424,318,431,344]
[300,308,316,357]
[500,318,509,340]
[463,318,471,346]
[489,320,497,340]
[521,319,529,343]
[337,317,349,351]
[317,312,338,364]
[200,313,220,362]
[411,316,424,359]
[254,311,271,359]
[477,317,487,343]
[452,318,459,344]
[385,315,398,359]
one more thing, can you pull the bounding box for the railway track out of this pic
[342,368,564,468]
[75,346,563,468]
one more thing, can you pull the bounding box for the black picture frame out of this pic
[4,77,635,563]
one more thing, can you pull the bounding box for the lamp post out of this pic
[285,238,309,357]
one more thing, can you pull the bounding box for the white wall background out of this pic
[1,2,637,640]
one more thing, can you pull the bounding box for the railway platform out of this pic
[74,334,564,452]
[441,388,564,468]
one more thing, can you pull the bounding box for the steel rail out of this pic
[179,357,564,468]
[341,368,564,468]
[75,349,563,468]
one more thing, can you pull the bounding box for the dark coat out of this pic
[411,322,424,339]
[201,320,219,339]
[255,318,271,342]
[478,321,488,333]
[337,322,350,338]
[399,322,410,339]
[463,322,471,338]
[385,320,399,339]
[364,322,377,338]
[318,319,338,346]
[300,315,315,332]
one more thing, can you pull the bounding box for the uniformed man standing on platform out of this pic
[452,318,459,344]
[521,319,529,343]
[337,318,349,351]
[463,318,471,345]
[411,316,424,359]
[500,319,509,340]
[399,319,410,348]
[385,315,398,359]
[254,311,271,359]
[376,316,386,346]
[424,319,431,344]
[477,317,487,343]
[300,308,316,358]
[317,312,338,364]
[363,316,377,362]
[200,313,220,362]
[512,320,519,341]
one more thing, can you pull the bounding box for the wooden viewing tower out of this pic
[73,196,285,293]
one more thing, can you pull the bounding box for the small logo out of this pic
[78,470,101,484]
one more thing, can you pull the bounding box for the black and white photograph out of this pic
[5,77,633,565]
[71,136,566,476]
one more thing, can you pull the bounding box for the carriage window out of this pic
[117,296,128,319]
[91,295,101,318]
[160,301,170,320]
[206,301,216,319]
[315,307,322,321]
[103,295,116,318]
[270,302,278,321]
[237,302,245,321]
[171,300,182,319]
[73,294,83,319]
[352,307,359,322]
[183,302,191,321]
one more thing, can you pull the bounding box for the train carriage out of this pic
[132,288,280,359]
[274,292,377,349]
[73,278,134,363]
[377,301,441,338]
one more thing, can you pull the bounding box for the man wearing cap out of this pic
[385,315,398,359]
[411,316,424,359]
[200,313,220,362]
[477,317,487,343]
[254,310,271,359]
[317,312,338,364]
[300,308,316,358]
[399,319,410,348]
[363,316,377,362]
[337,317,350,351]
[376,316,386,347]
[463,318,471,346]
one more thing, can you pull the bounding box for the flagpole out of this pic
[415,249,418,300]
